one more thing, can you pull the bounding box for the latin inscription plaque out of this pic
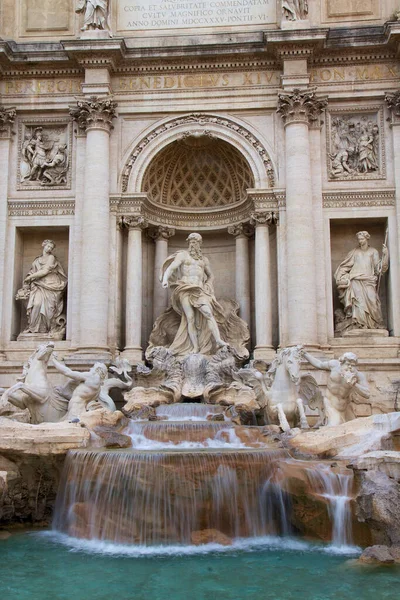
[118,0,275,31]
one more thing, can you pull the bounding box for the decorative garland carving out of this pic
[121,113,275,192]
[250,211,279,226]
[227,223,254,238]
[70,96,117,132]
[277,88,328,126]
[0,106,16,136]
[323,190,395,208]
[149,226,176,241]
[119,215,148,230]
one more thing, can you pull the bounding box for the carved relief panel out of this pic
[326,107,385,181]
[17,119,72,190]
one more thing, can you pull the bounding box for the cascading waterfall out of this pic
[52,402,358,549]
[155,404,226,421]
[53,449,290,545]
[306,465,354,547]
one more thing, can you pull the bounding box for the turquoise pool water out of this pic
[0,532,399,600]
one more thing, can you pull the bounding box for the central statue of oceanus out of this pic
[146,233,249,360]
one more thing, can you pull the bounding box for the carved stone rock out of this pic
[277,88,328,126]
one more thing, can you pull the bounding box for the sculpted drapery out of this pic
[334,231,388,331]
[146,234,249,359]
[18,240,67,335]
[76,0,108,30]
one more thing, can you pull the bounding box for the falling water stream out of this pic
[52,403,357,550]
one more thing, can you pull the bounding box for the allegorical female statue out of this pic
[76,0,108,31]
[334,230,389,332]
[16,240,67,339]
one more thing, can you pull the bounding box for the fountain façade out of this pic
[0,232,399,556]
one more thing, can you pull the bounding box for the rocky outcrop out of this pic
[0,417,90,525]
[288,413,400,459]
[357,545,400,566]
[351,451,400,547]
[190,529,232,546]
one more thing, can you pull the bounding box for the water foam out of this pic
[39,531,360,558]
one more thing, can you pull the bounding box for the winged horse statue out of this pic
[235,345,324,431]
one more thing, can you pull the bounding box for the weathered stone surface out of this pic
[0,417,90,456]
[0,530,11,540]
[288,413,400,459]
[357,545,397,565]
[122,387,173,413]
[190,529,232,546]
[351,451,400,481]
[352,466,400,546]
[78,409,128,432]
[92,426,132,448]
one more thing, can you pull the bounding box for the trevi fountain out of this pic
[1,1,400,599]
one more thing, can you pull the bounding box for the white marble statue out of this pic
[334,231,389,332]
[282,0,308,21]
[16,240,67,339]
[146,232,249,359]
[303,351,370,426]
[0,342,69,424]
[52,357,133,420]
[76,0,109,31]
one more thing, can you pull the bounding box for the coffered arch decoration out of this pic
[143,136,254,209]
[120,113,276,195]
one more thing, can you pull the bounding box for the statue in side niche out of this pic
[76,0,109,31]
[334,230,389,332]
[303,351,370,426]
[146,233,249,359]
[282,0,308,21]
[16,240,67,340]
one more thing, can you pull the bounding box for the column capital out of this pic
[250,212,279,227]
[70,96,117,133]
[277,88,328,127]
[149,225,176,241]
[119,215,148,231]
[385,90,400,124]
[227,223,254,238]
[0,106,16,138]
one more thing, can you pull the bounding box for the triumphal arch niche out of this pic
[1,0,400,415]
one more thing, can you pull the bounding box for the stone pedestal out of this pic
[69,97,117,358]
[150,226,175,322]
[121,216,148,363]
[277,89,327,348]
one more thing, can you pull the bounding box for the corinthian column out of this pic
[384,91,400,336]
[70,96,117,355]
[0,107,16,355]
[149,226,175,322]
[121,216,148,362]
[227,223,253,331]
[250,212,277,359]
[277,88,327,347]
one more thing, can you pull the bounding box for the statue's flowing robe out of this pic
[147,252,249,359]
[76,0,108,29]
[334,247,384,329]
[26,257,67,333]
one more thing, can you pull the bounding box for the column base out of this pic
[122,346,144,364]
[253,345,276,362]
